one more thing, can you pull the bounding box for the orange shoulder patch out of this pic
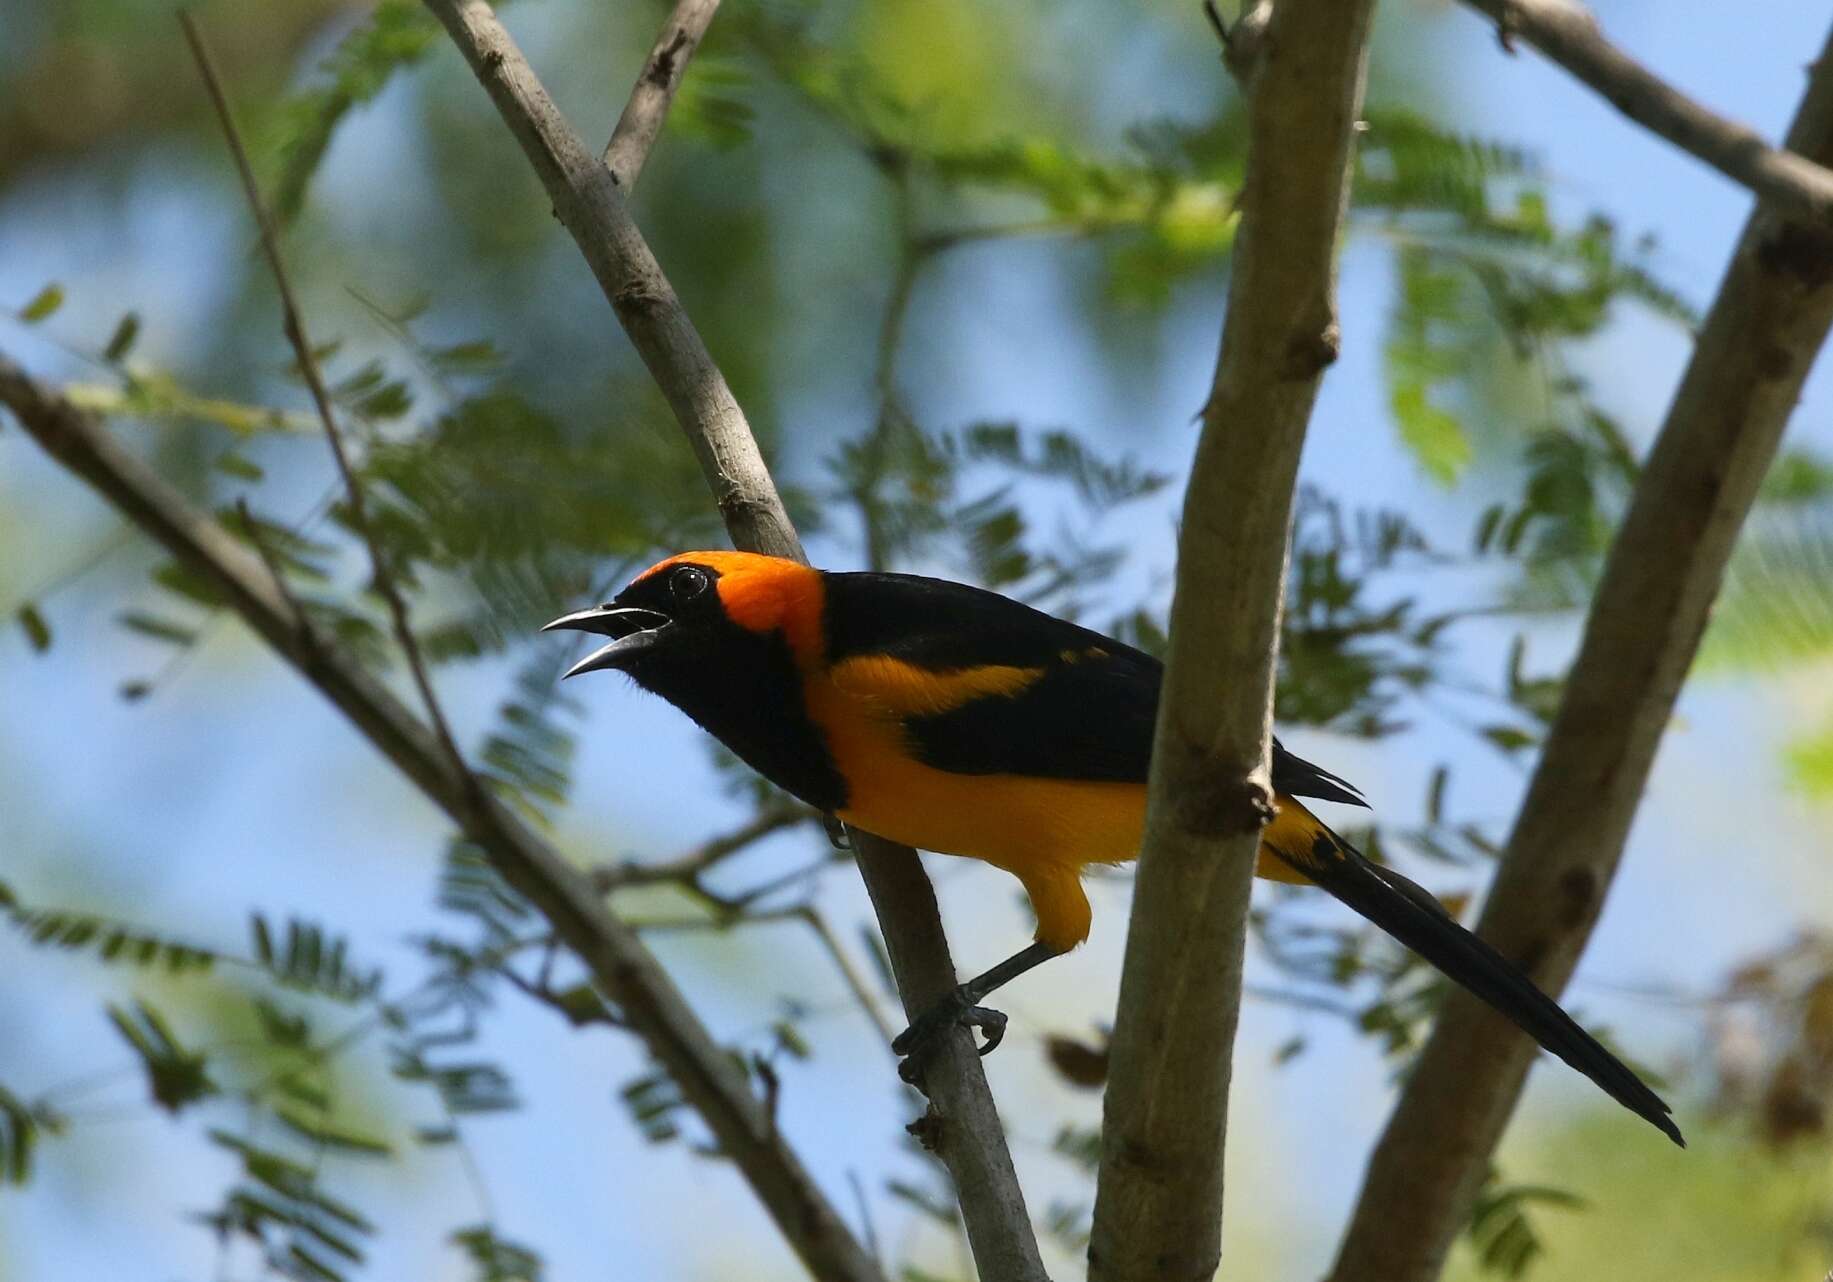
[828,654,1045,717]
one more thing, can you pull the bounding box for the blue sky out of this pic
[2,2,1830,1279]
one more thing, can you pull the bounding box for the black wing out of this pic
[824,570,1160,780]
[821,571,1367,805]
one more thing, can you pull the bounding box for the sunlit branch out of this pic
[604,0,722,187]
[1461,0,1833,226]
[1325,23,1833,1282]
[1086,2,1376,1278]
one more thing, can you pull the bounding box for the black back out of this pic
[821,572,1367,805]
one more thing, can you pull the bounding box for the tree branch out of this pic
[0,355,886,1282]
[1325,24,1833,1282]
[1462,0,1833,226]
[589,804,817,893]
[419,2,1046,1276]
[1085,3,1375,1279]
[604,0,721,188]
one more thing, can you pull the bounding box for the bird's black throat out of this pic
[620,618,849,813]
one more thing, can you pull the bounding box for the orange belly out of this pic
[806,667,1313,951]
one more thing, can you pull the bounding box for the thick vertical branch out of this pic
[420,2,1046,1275]
[1326,25,1833,1282]
[1085,3,1376,1279]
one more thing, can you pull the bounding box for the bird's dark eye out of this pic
[671,565,711,602]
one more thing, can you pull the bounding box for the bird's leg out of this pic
[892,941,1060,1085]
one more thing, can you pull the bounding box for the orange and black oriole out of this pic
[546,550,1682,1145]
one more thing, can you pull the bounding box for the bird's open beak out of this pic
[542,606,674,678]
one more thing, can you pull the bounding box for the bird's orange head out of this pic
[542,550,823,678]
[541,550,845,807]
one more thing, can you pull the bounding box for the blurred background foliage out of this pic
[2,0,1831,1278]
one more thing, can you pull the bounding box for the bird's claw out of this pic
[892,988,1008,1085]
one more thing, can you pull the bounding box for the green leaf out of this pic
[103,311,141,362]
[270,1,441,225]
[668,57,757,151]
[1479,724,1537,754]
[1392,384,1470,484]
[619,1069,685,1144]
[15,603,50,653]
[1703,514,1833,674]
[116,610,197,647]
[215,452,266,481]
[1466,1172,1586,1279]
[248,914,381,1001]
[273,1108,393,1158]
[19,284,63,322]
[107,999,217,1115]
[6,889,216,975]
[0,1082,63,1186]
[451,1223,544,1282]
[1782,717,1833,798]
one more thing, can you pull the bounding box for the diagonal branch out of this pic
[1325,23,1833,1282]
[1085,2,1376,1279]
[419,2,1047,1276]
[604,0,721,188]
[0,354,885,1282]
[1461,0,1833,226]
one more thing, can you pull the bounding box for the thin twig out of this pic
[1461,0,1833,226]
[1324,22,1833,1282]
[604,0,723,187]
[796,906,897,1045]
[179,12,471,785]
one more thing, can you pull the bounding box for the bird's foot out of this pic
[892,987,1008,1085]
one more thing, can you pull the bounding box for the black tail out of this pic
[1270,811,1684,1146]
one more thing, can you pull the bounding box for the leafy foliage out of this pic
[250,914,382,1002]
[1277,488,1446,736]
[267,1,443,226]
[107,998,218,1115]
[4,0,1786,1276]
[202,1129,378,1282]
[0,1082,63,1186]
[452,1224,546,1282]
[5,881,217,975]
[1689,461,1833,797]
[828,412,1166,612]
[1466,1172,1586,1279]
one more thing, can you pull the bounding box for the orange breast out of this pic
[802,664,1312,951]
